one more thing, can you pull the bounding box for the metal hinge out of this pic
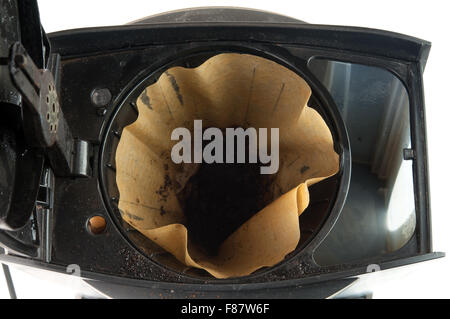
[9,42,91,177]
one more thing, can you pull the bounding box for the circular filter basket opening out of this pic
[100,51,345,279]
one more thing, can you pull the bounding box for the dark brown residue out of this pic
[300,165,310,174]
[177,129,276,256]
[141,88,152,109]
[156,164,172,203]
[119,209,144,221]
[164,71,184,105]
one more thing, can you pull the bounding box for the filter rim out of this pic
[98,46,351,282]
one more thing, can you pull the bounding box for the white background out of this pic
[1,0,449,298]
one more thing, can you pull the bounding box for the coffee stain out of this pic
[165,71,184,105]
[141,88,152,109]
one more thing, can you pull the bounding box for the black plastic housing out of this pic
[0,11,444,298]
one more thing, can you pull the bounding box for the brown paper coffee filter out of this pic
[116,53,339,278]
